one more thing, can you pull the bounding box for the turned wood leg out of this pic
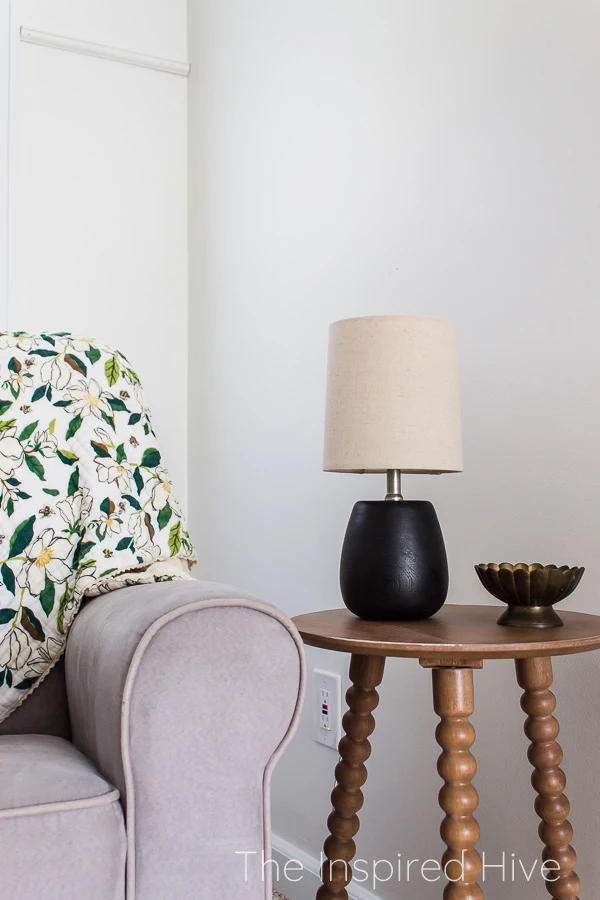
[433,667,483,900]
[316,653,385,900]
[515,657,580,899]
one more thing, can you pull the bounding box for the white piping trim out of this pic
[261,613,306,899]
[20,27,190,77]
[0,788,120,820]
[118,597,306,900]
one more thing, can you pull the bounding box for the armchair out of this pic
[0,579,305,899]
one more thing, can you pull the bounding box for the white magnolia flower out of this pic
[128,509,151,547]
[33,429,58,458]
[75,564,98,596]
[0,428,24,477]
[67,378,112,419]
[40,356,72,390]
[96,457,132,492]
[94,427,114,447]
[150,467,174,511]
[0,334,36,352]
[0,627,32,671]
[56,487,93,527]
[9,370,33,391]
[1,483,18,511]
[138,544,160,565]
[99,513,122,536]
[26,636,63,677]
[19,529,73,595]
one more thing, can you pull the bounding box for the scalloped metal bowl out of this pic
[475,563,585,628]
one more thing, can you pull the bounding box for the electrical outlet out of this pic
[312,669,342,749]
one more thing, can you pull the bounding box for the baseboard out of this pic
[271,834,377,900]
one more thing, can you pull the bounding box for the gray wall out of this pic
[188,2,600,897]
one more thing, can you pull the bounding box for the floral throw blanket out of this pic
[0,332,196,722]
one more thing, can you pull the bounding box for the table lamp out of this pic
[324,315,462,620]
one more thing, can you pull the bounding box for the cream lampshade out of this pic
[323,315,462,622]
[324,315,462,474]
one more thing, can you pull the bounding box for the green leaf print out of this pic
[64,354,87,376]
[108,398,128,413]
[67,467,80,497]
[1,564,15,595]
[105,355,120,386]
[100,497,115,516]
[57,450,79,466]
[65,414,83,440]
[9,515,35,558]
[57,590,69,636]
[25,455,45,480]
[18,420,39,442]
[141,448,161,468]
[85,346,101,365]
[157,503,172,531]
[40,576,56,616]
[90,440,111,458]
[30,348,58,357]
[115,537,133,551]
[15,677,38,691]
[168,520,182,556]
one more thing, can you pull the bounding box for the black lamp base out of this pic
[340,500,448,621]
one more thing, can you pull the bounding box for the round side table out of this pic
[292,604,600,900]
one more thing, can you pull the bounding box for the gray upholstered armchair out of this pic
[0,580,305,899]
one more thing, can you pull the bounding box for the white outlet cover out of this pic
[312,669,342,749]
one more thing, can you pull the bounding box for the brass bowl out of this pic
[475,563,585,628]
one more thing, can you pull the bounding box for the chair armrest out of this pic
[65,580,305,900]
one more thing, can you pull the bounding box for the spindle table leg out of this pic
[316,653,385,900]
[432,666,484,900]
[515,657,580,899]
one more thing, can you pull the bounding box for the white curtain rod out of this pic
[20,27,191,77]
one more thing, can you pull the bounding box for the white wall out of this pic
[188,2,600,898]
[0,0,10,326]
[10,0,189,499]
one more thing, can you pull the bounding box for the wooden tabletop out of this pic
[292,605,600,660]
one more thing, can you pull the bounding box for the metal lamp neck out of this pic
[385,469,403,501]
